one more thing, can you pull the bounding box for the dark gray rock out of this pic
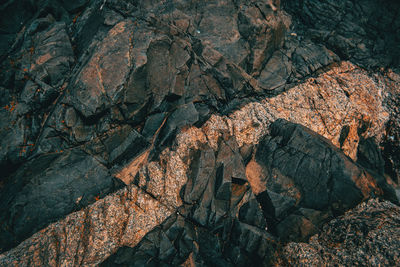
[276,214,317,242]
[283,0,400,68]
[142,113,167,141]
[0,19,74,174]
[254,119,398,241]
[24,21,74,87]
[267,190,296,220]
[102,125,148,165]
[146,38,191,111]
[1,0,399,263]
[258,50,293,91]
[69,20,133,119]
[292,41,338,78]
[0,0,35,37]
[194,103,211,127]
[238,198,267,229]
[102,133,278,266]
[0,148,122,252]
[157,103,199,147]
[382,119,400,184]
[60,0,88,13]
[228,220,278,266]
[357,137,385,175]
[102,114,399,265]
[69,2,107,57]
[184,145,215,204]
[0,111,28,179]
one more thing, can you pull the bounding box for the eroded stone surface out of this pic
[231,61,390,161]
[253,119,397,241]
[0,149,121,252]
[1,59,398,265]
[101,118,397,266]
[0,185,172,266]
[70,20,133,118]
[280,199,400,266]
[0,0,399,265]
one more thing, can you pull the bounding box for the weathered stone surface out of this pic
[69,20,133,118]
[252,119,397,241]
[357,137,385,175]
[101,104,397,265]
[1,94,398,264]
[0,185,172,266]
[233,62,391,161]
[2,60,399,262]
[257,50,292,91]
[101,125,148,165]
[102,131,278,267]
[22,20,74,88]
[0,17,74,178]
[0,0,35,56]
[0,110,28,178]
[280,199,400,266]
[381,69,400,184]
[284,0,400,69]
[157,103,199,147]
[0,148,121,252]
[0,0,399,265]
[291,41,338,78]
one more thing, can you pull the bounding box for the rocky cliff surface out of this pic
[0,0,399,266]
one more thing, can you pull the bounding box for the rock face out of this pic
[280,199,400,266]
[0,0,399,265]
[283,0,400,68]
[253,119,397,241]
[0,149,122,252]
[0,111,398,266]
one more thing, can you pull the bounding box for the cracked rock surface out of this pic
[0,0,399,265]
[280,199,400,266]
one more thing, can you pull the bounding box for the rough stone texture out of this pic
[280,199,400,266]
[283,0,400,69]
[2,93,396,265]
[69,20,133,118]
[101,121,397,266]
[0,0,399,265]
[0,17,74,176]
[253,119,397,241]
[381,69,400,184]
[101,128,278,266]
[0,185,172,266]
[0,148,124,252]
[225,61,391,166]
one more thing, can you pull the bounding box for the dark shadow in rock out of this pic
[357,137,385,175]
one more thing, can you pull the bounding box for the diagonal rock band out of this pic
[0,0,399,266]
[0,114,398,265]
